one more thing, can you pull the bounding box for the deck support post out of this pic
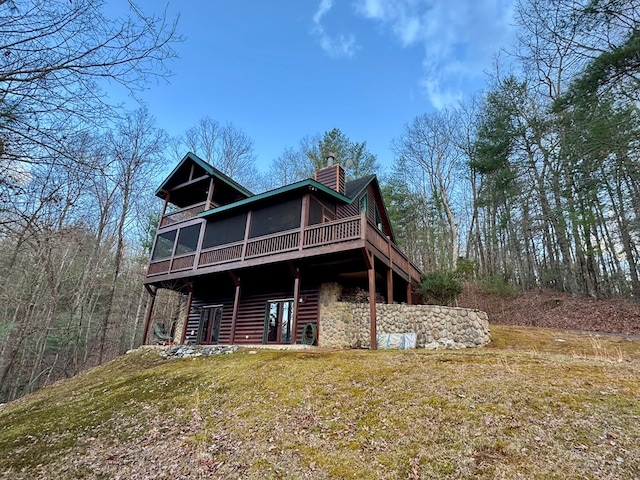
[141,285,157,346]
[292,274,300,344]
[229,272,241,344]
[386,236,393,304]
[368,252,377,350]
[407,281,413,305]
[180,284,193,344]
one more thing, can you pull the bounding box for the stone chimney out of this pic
[314,155,346,195]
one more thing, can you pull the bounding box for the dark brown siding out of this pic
[186,297,234,344]
[233,291,280,344]
[337,196,359,218]
[294,289,320,344]
[314,165,345,195]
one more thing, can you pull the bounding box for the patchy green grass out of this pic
[1,326,639,479]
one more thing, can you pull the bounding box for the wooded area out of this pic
[1,0,639,402]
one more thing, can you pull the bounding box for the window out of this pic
[203,213,247,248]
[175,224,201,255]
[359,194,368,214]
[249,198,301,238]
[374,204,383,231]
[151,230,176,260]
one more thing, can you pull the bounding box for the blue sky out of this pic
[110,0,516,173]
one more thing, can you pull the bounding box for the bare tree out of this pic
[98,108,167,363]
[0,0,179,165]
[393,109,466,270]
[176,117,260,191]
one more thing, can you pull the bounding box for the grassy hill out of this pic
[1,325,639,479]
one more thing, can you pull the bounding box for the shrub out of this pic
[418,270,463,305]
[477,275,518,297]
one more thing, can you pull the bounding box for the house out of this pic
[141,152,423,349]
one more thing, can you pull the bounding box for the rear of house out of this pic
[141,152,423,349]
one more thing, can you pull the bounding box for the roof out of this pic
[345,175,376,200]
[155,152,253,200]
[199,178,352,219]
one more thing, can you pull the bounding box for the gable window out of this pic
[374,204,383,232]
[359,194,368,214]
[151,230,177,260]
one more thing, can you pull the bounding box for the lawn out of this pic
[1,325,639,479]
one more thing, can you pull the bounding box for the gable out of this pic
[156,152,253,208]
[343,176,395,242]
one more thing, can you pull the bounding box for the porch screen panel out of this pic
[175,224,201,255]
[202,213,247,248]
[309,197,335,226]
[249,198,301,238]
[151,230,176,260]
[309,198,323,225]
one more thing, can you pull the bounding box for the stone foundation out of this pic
[318,283,491,349]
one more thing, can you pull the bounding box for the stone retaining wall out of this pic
[318,283,491,349]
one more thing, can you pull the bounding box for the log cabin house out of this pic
[141,152,423,349]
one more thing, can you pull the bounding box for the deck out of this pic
[145,212,422,285]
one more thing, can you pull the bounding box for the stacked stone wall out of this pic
[318,283,491,349]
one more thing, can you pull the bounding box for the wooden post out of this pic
[159,192,170,227]
[241,211,252,260]
[407,281,413,305]
[386,235,393,304]
[368,253,377,350]
[141,285,157,346]
[205,177,215,210]
[193,220,207,271]
[229,273,241,344]
[180,287,193,344]
[299,194,309,250]
[292,275,300,344]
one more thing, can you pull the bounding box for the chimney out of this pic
[314,156,345,195]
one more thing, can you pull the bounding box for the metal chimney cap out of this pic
[326,153,335,165]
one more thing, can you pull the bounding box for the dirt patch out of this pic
[457,284,640,336]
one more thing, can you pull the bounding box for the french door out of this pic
[265,299,294,344]
[198,305,223,344]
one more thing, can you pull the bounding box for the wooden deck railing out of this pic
[366,220,422,283]
[171,253,196,271]
[199,242,243,266]
[246,230,300,258]
[160,202,207,227]
[147,214,421,281]
[303,217,361,246]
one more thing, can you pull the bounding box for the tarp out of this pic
[376,332,417,350]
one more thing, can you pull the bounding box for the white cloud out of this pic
[354,0,516,108]
[313,0,333,24]
[312,0,358,59]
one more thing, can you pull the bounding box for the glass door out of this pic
[265,299,294,344]
[198,305,223,344]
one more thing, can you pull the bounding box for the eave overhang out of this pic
[199,179,351,219]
